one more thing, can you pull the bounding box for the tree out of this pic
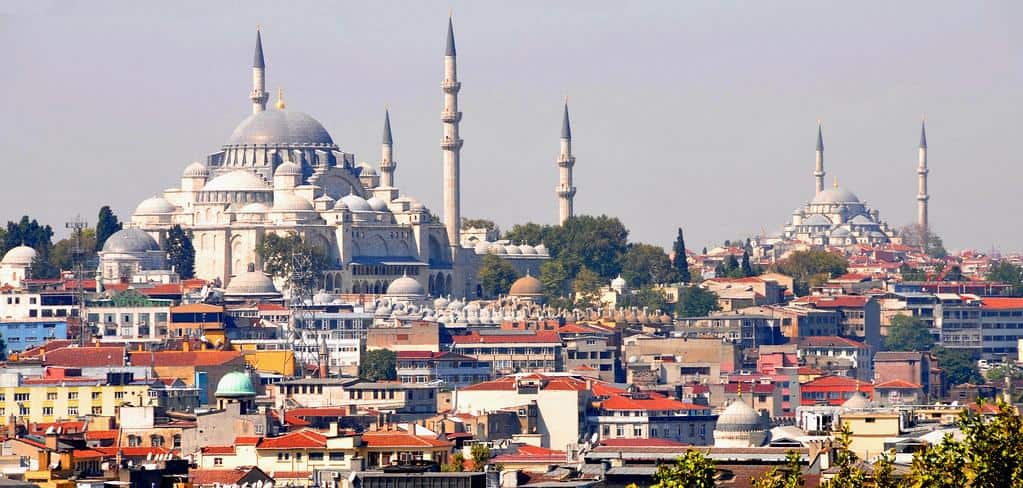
[3,216,54,257]
[752,450,804,488]
[900,264,928,282]
[676,286,721,318]
[256,233,330,293]
[884,314,935,352]
[477,254,518,297]
[900,224,947,259]
[652,449,716,488]
[909,433,969,488]
[986,364,1023,383]
[723,255,740,277]
[461,218,498,232]
[545,215,629,280]
[444,452,466,472]
[932,347,983,386]
[770,250,847,296]
[165,225,195,279]
[621,286,671,314]
[94,206,123,252]
[29,255,60,279]
[821,422,866,488]
[672,228,692,283]
[871,450,898,488]
[469,443,491,471]
[358,349,396,381]
[943,265,963,282]
[987,260,1023,294]
[503,222,553,246]
[49,228,96,271]
[621,243,677,288]
[740,251,754,278]
[539,260,569,305]
[573,267,604,308]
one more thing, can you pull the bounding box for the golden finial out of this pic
[833,176,839,188]
[275,87,286,110]
[736,381,742,399]
[256,23,261,32]
[449,7,453,17]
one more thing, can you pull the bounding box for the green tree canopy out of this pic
[502,222,553,246]
[621,286,671,314]
[676,286,721,318]
[900,224,947,259]
[165,225,195,279]
[899,264,928,282]
[652,449,716,488]
[932,347,984,386]
[3,216,54,257]
[621,243,677,288]
[359,349,397,382]
[769,250,848,296]
[539,260,569,305]
[49,228,96,272]
[256,233,330,293]
[547,215,629,280]
[573,267,604,309]
[94,206,123,252]
[752,450,804,488]
[461,218,498,232]
[477,254,518,297]
[469,443,491,471]
[672,228,692,283]
[987,260,1023,293]
[884,314,935,352]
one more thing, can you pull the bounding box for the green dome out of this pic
[215,371,256,398]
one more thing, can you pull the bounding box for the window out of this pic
[633,427,642,437]
[42,407,53,416]
[14,393,29,402]
[92,407,102,415]
[68,407,78,416]
[47,392,57,400]
[68,392,78,400]
[19,407,29,416]
[173,435,181,448]
[214,457,223,466]
[115,391,125,399]
[128,435,141,447]
[616,425,624,437]
[151,435,165,447]
[92,392,101,400]
[309,452,324,461]
[329,452,345,461]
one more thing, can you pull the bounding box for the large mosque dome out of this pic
[1,246,37,266]
[102,229,161,254]
[227,110,334,146]
[811,186,860,204]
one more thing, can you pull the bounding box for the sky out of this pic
[1,1,1020,252]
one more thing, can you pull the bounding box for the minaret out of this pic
[917,119,929,232]
[380,109,396,188]
[556,102,576,225]
[440,16,463,246]
[251,27,269,114]
[814,121,825,195]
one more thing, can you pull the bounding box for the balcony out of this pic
[440,110,462,123]
[441,80,461,91]
[439,138,463,150]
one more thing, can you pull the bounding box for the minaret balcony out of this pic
[440,111,462,123]
[440,138,464,150]
[557,186,577,198]
[557,156,575,168]
[441,80,462,92]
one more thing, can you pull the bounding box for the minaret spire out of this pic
[557,100,576,225]
[814,120,825,195]
[441,15,463,248]
[380,109,396,189]
[917,118,930,234]
[251,27,269,113]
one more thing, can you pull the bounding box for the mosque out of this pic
[120,19,579,299]
[776,122,930,246]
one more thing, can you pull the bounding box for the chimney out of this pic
[318,336,328,379]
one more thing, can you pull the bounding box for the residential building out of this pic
[0,368,167,423]
[557,323,618,382]
[344,382,439,414]
[168,304,225,340]
[0,319,67,353]
[272,378,359,409]
[366,321,440,352]
[673,313,782,349]
[873,351,941,400]
[800,376,874,406]
[86,292,171,344]
[796,336,873,380]
[395,351,491,388]
[450,331,562,375]
[591,392,717,445]
[792,295,881,349]
[129,349,248,405]
[738,305,842,339]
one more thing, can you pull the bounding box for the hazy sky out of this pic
[2,1,1020,252]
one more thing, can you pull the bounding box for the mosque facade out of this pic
[124,20,569,299]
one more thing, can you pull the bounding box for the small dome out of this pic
[842,391,873,410]
[358,163,378,176]
[215,371,256,398]
[272,193,314,212]
[611,275,627,288]
[313,290,333,305]
[849,214,875,226]
[274,161,303,177]
[333,200,350,211]
[386,275,425,297]
[803,215,832,227]
[509,274,543,297]
[434,297,450,309]
[474,242,491,255]
[1,246,37,266]
[339,193,372,212]
[135,196,176,215]
[314,194,335,204]
[490,245,508,255]
[225,269,279,296]
[519,245,537,255]
[812,187,860,204]
[238,202,270,214]
[366,197,388,212]
[411,201,426,212]
[102,229,160,254]
[227,110,334,146]
[535,244,548,255]
[203,170,270,192]
[505,245,522,255]
[716,399,762,432]
[182,162,209,178]
[830,227,851,237]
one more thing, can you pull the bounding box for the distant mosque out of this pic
[778,121,930,246]
[117,19,582,298]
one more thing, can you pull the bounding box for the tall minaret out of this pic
[814,121,825,195]
[917,119,929,232]
[251,27,269,114]
[380,109,396,189]
[556,102,576,225]
[440,16,463,246]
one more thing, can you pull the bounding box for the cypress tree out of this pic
[94,206,122,252]
[672,227,691,283]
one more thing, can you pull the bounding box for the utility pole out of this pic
[65,215,88,346]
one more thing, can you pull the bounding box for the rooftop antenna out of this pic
[65,215,89,346]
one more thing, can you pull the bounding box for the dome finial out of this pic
[275,87,286,110]
[833,176,838,188]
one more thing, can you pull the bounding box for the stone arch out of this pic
[445,274,453,296]
[325,274,334,291]
[428,275,436,296]
[230,235,245,277]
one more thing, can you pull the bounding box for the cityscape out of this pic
[2,3,1021,488]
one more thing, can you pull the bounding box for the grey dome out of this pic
[272,193,314,212]
[182,162,209,178]
[830,227,851,237]
[102,229,160,254]
[812,187,860,204]
[225,270,279,296]
[238,202,270,213]
[227,110,334,146]
[274,161,303,177]
[803,215,832,227]
[339,194,372,212]
[366,196,388,212]
[1,245,37,266]
[842,391,873,409]
[849,214,875,226]
[387,275,425,297]
[716,399,762,432]
[203,170,270,192]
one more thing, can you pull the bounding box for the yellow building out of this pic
[0,369,151,423]
[842,412,906,459]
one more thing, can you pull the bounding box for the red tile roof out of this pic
[255,430,327,449]
[491,444,566,464]
[28,421,86,435]
[72,449,105,460]
[257,303,289,312]
[235,436,261,445]
[270,410,312,427]
[18,340,75,359]
[201,446,236,455]
[601,394,710,413]
[45,346,125,367]
[874,379,922,389]
[793,295,871,308]
[270,471,312,480]
[94,447,171,458]
[797,336,869,349]
[724,383,776,394]
[451,331,562,344]
[190,467,264,485]
[361,431,452,449]
[84,430,119,441]
[980,298,1023,310]
[130,350,242,367]
[286,407,351,417]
